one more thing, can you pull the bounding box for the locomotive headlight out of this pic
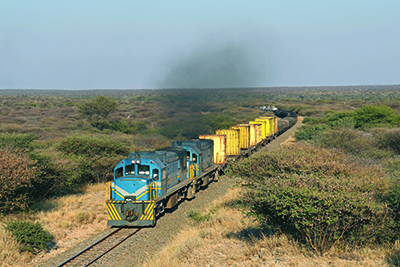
[131,160,135,164]
[136,160,140,164]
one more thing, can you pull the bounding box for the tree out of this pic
[353,105,400,128]
[0,149,37,213]
[77,96,118,130]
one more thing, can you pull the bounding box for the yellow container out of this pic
[255,117,273,137]
[255,118,273,138]
[247,123,262,146]
[258,117,277,137]
[231,124,250,149]
[199,135,226,164]
[274,117,278,133]
[267,117,278,135]
[250,121,266,139]
[215,129,240,156]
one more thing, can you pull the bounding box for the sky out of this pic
[1,1,399,89]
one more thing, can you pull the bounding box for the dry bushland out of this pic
[0,183,108,266]
[141,187,395,267]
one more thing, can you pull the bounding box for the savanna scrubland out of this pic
[1,85,400,266]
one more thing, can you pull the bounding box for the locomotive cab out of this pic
[172,139,214,178]
[112,157,162,202]
[172,141,203,178]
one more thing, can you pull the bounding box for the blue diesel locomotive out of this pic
[106,139,220,227]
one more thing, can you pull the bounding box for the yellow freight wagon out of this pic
[249,121,267,139]
[255,118,273,138]
[231,124,250,149]
[215,129,240,156]
[258,117,273,136]
[199,134,226,164]
[266,116,278,135]
[246,123,262,146]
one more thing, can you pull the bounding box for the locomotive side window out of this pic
[187,151,190,159]
[138,165,150,175]
[153,169,159,180]
[115,167,123,179]
[125,165,135,175]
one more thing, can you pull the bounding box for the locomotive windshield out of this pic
[138,165,150,176]
[115,167,123,179]
[125,165,135,175]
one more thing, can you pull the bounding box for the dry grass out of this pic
[0,183,109,266]
[141,186,394,267]
[0,227,30,267]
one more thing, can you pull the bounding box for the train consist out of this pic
[106,109,297,227]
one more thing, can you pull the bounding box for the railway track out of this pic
[57,227,140,266]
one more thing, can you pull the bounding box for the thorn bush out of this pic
[4,220,54,254]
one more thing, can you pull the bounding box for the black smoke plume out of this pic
[158,43,268,89]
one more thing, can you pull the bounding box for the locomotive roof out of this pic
[172,139,213,151]
[129,148,184,164]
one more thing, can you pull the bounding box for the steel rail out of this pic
[84,229,139,266]
[57,227,138,267]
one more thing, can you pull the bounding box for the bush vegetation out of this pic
[295,104,400,141]
[229,143,391,254]
[0,148,37,213]
[4,220,54,254]
[76,95,118,130]
[1,86,400,262]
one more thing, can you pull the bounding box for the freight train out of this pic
[106,109,297,227]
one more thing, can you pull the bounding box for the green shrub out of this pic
[353,105,400,129]
[382,158,400,177]
[110,119,147,134]
[302,117,327,125]
[295,125,327,141]
[89,154,123,183]
[159,118,212,139]
[286,104,319,117]
[180,120,212,139]
[132,134,171,150]
[28,150,88,196]
[159,122,182,139]
[56,135,129,157]
[76,95,118,130]
[374,128,400,155]
[317,128,393,159]
[243,179,387,254]
[31,148,121,194]
[4,220,54,254]
[0,133,36,151]
[201,114,238,131]
[325,111,355,128]
[188,210,212,223]
[229,143,389,254]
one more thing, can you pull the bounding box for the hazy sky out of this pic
[1,1,399,89]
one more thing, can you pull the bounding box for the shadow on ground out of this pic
[226,225,277,242]
[386,249,400,266]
